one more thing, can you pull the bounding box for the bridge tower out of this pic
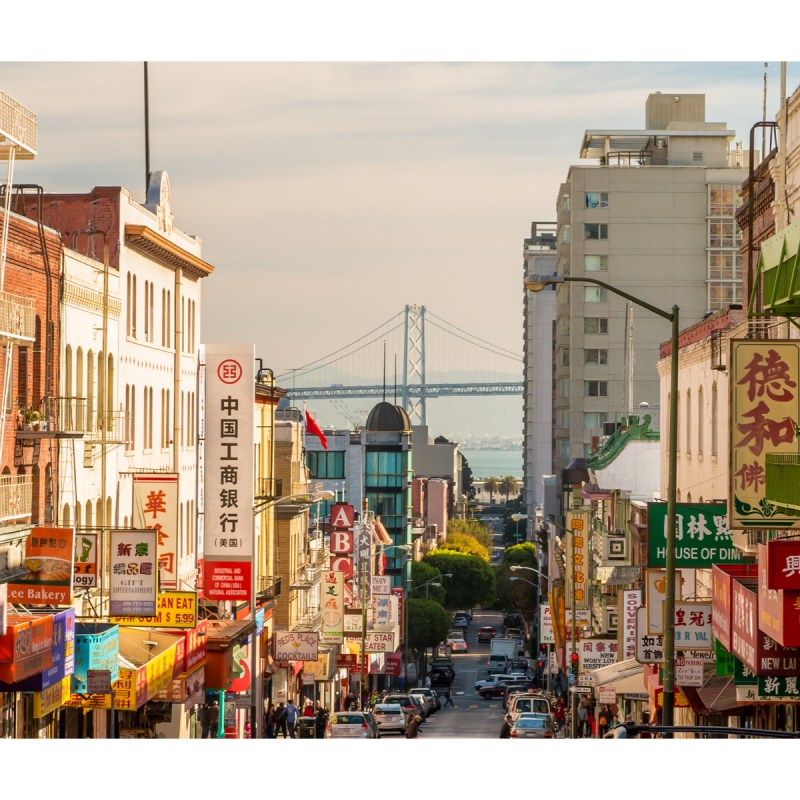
[402,304,426,425]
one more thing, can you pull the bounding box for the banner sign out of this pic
[733,655,757,685]
[391,587,404,639]
[758,544,800,647]
[621,590,641,661]
[540,603,554,645]
[565,510,589,610]
[203,343,255,602]
[729,340,800,530]
[133,473,180,589]
[330,529,355,555]
[321,571,345,643]
[646,568,684,635]
[73,532,98,589]
[664,602,713,649]
[330,503,355,530]
[73,624,119,692]
[364,629,397,653]
[274,631,319,662]
[373,593,392,628]
[647,503,741,567]
[0,613,55,684]
[344,610,363,637]
[756,675,800,700]
[109,529,158,617]
[330,556,354,582]
[715,641,735,676]
[635,607,714,665]
[579,639,618,672]
[371,576,392,595]
[110,592,197,629]
[8,527,75,606]
[764,539,800,591]
[33,676,71,718]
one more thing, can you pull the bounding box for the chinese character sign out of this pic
[133,474,179,589]
[321,571,344,643]
[579,638,618,671]
[109,530,158,616]
[7,528,75,607]
[203,344,255,602]
[566,510,589,610]
[665,602,713,649]
[647,503,741,567]
[730,341,800,530]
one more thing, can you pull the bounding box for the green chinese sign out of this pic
[647,503,744,568]
[733,655,756,685]
[757,675,800,699]
[715,641,734,677]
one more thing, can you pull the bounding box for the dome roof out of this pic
[365,401,411,432]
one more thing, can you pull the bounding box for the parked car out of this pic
[477,626,496,643]
[455,609,473,622]
[371,704,408,735]
[508,693,554,724]
[383,694,426,723]
[409,688,440,714]
[474,674,508,692]
[452,616,470,634]
[503,682,535,710]
[326,711,381,738]
[429,666,455,688]
[510,712,556,739]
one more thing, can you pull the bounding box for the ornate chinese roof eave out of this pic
[586,414,659,472]
[124,224,215,280]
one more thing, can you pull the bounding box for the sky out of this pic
[3,1,794,790]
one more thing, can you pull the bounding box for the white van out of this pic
[509,693,553,723]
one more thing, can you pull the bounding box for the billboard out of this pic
[132,473,179,589]
[8,527,75,606]
[109,530,158,617]
[321,570,345,643]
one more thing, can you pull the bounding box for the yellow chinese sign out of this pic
[730,340,800,529]
[566,510,589,610]
[33,676,71,718]
[109,591,197,628]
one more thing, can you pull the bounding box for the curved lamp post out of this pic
[511,513,528,542]
[526,274,679,734]
[376,544,412,693]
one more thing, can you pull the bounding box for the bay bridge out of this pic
[278,305,523,426]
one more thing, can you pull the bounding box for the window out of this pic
[584,286,608,303]
[686,390,692,454]
[307,450,345,479]
[584,318,608,334]
[584,223,608,240]
[584,255,608,272]
[693,151,703,162]
[709,185,736,216]
[584,380,608,397]
[560,193,570,213]
[561,225,571,244]
[584,349,608,365]
[584,412,608,430]
[557,410,570,429]
[365,451,404,488]
[709,283,742,310]
[698,387,704,455]
[131,275,137,338]
[585,192,608,209]
[709,251,742,281]
[559,380,570,399]
[711,383,718,456]
[558,440,570,461]
[709,220,740,248]
[560,349,570,367]
[558,255,570,275]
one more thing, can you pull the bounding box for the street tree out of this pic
[447,518,493,552]
[440,533,490,561]
[409,559,446,605]
[423,551,496,609]
[407,598,451,677]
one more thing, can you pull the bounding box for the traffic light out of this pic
[539,643,547,656]
[537,659,545,671]
[570,651,579,675]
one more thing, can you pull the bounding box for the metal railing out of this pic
[730,528,773,556]
[0,90,38,153]
[0,475,33,523]
[765,453,800,513]
[0,291,36,342]
[292,606,322,631]
[256,575,282,601]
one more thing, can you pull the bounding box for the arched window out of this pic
[166,290,171,348]
[76,347,84,429]
[686,390,692,454]
[144,281,149,340]
[75,501,82,530]
[711,383,719,457]
[85,501,93,529]
[96,499,103,528]
[87,350,95,432]
[65,345,73,430]
[107,354,114,422]
[62,504,71,527]
[698,387,704,455]
[106,497,113,529]
[161,288,166,346]
[132,274,137,338]
[126,272,132,336]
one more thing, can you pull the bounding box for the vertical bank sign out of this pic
[204,345,255,603]
[133,474,179,589]
[729,340,800,530]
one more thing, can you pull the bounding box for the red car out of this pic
[477,626,496,643]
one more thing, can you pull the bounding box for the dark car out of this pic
[479,681,509,699]
[429,666,455,687]
[477,626,496,643]
[503,612,524,631]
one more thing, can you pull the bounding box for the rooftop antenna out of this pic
[382,339,386,403]
[394,353,397,405]
[762,62,768,161]
[144,61,151,197]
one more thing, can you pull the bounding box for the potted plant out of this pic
[29,410,41,431]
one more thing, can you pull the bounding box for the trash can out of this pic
[298,717,316,739]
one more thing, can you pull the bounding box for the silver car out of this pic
[325,711,381,738]
[510,712,556,739]
[372,703,407,735]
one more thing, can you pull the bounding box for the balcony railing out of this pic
[292,606,322,632]
[256,575,282,601]
[765,453,800,513]
[0,90,38,155]
[0,475,33,523]
[0,291,36,343]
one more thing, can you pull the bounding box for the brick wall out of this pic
[0,209,62,526]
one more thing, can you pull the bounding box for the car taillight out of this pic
[326,723,332,732]
[545,732,552,738]
[361,722,368,732]
[510,730,517,738]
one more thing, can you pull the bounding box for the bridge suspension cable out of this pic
[425,310,522,361]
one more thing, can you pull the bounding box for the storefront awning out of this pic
[204,619,254,651]
[590,658,646,695]
[681,675,741,715]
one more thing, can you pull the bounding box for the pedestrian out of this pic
[577,702,589,738]
[424,674,432,689]
[264,701,276,739]
[200,700,219,739]
[442,687,454,708]
[597,705,610,738]
[274,702,288,738]
[587,705,596,739]
[314,700,329,739]
[499,713,513,739]
[285,698,299,738]
[554,698,565,732]
[405,714,422,739]
[302,699,315,718]
[343,692,356,712]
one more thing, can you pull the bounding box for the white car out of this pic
[474,672,528,692]
[371,704,407,735]
[446,632,468,652]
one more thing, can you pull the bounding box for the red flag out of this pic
[305,410,328,450]
[379,551,386,576]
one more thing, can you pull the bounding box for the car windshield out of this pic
[374,705,402,713]
[334,714,365,724]
[516,718,546,729]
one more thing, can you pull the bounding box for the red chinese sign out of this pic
[758,544,800,647]
[712,563,758,651]
[133,474,179,589]
[730,341,800,530]
[764,539,800,590]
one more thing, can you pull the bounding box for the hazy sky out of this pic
[2,10,796,437]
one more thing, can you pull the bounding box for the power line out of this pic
[425,317,522,362]
[426,310,522,360]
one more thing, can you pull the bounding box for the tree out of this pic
[447,518,493,552]
[409,560,447,605]
[483,476,500,504]
[423,551,496,609]
[407,598,451,679]
[500,475,519,503]
[502,542,537,566]
[440,533,490,561]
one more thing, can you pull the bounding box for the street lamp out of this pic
[251,489,334,737]
[375,544,412,696]
[511,513,528,542]
[526,274,679,734]
[409,573,452,599]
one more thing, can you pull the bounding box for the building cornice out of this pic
[124,225,215,280]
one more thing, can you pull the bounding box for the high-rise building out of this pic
[548,93,748,472]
